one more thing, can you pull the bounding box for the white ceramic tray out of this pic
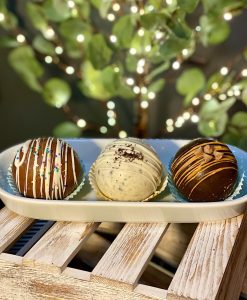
[0,139,246,223]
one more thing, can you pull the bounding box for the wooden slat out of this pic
[0,207,33,253]
[23,221,99,273]
[91,222,169,290]
[0,253,167,300]
[167,215,243,300]
[241,274,247,298]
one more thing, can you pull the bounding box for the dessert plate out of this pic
[0,139,246,223]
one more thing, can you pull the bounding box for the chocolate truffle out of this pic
[171,139,238,202]
[12,137,83,200]
[90,138,165,201]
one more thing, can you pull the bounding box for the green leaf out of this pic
[87,34,112,69]
[53,122,81,138]
[230,112,247,135]
[78,61,111,100]
[176,68,205,105]
[43,78,71,108]
[8,46,44,92]
[113,15,135,48]
[146,62,170,82]
[125,53,138,72]
[33,35,55,55]
[26,2,48,31]
[59,19,91,41]
[160,36,189,60]
[0,36,19,48]
[199,15,230,45]
[177,0,199,12]
[140,13,166,30]
[148,79,165,93]
[43,0,71,22]
[241,87,247,105]
[90,0,112,18]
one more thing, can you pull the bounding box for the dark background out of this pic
[1,9,247,152]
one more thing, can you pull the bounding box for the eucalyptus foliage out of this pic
[0,0,247,149]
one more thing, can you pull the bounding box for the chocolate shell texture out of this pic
[171,139,238,202]
[93,138,164,201]
[12,137,82,200]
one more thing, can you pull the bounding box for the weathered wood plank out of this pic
[91,222,169,290]
[23,221,99,273]
[167,215,243,300]
[216,212,247,300]
[0,253,167,300]
[0,207,33,253]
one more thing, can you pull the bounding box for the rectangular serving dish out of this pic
[0,139,246,223]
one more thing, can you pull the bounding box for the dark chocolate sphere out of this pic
[12,137,83,200]
[171,139,238,202]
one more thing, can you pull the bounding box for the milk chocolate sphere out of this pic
[12,137,83,200]
[171,139,238,202]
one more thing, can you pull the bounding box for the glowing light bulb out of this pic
[138,58,145,67]
[141,101,149,109]
[167,126,174,132]
[44,27,55,39]
[172,61,180,70]
[182,49,189,56]
[107,101,115,109]
[166,119,173,126]
[234,89,241,97]
[55,46,63,55]
[44,56,53,64]
[114,66,120,73]
[136,67,144,74]
[148,92,156,100]
[76,34,85,43]
[126,78,134,86]
[77,119,86,128]
[219,94,227,101]
[195,26,201,32]
[211,82,219,90]
[148,5,154,11]
[112,3,120,12]
[133,86,140,94]
[129,48,137,55]
[192,97,200,106]
[119,130,127,138]
[145,45,151,52]
[107,110,115,118]
[191,114,199,123]
[16,34,26,43]
[241,69,247,77]
[141,87,147,94]
[100,126,107,134]
[204,93,212,101]
[183,112,190,120]
[110,35,117,43]
[138,28,145,37]
[107,13,115,22]
[108,118,116,126]
[220,67,229,76]
[0,12,5,22]
[166,0,173,5]
[227,90,234,97]
[223,12,232,21]
[130,6,138,13]
[67,0,75,8]
[65,66,75,75]
[155,31,164,39]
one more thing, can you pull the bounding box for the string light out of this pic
[107,101,115,109]
[183,112,190,120]
[145,45,151,52]
[147,5,154,11]
[133,86,140,94]
[44,27,55,40]
[71,8,78,17]
[130,6,138,13]
[139,8,145,15]
[219,94,227,101]
[227,90,234,97]
[172,61,180,70]
[119,130,127,138]
[55,46,63,55]
[137,66,144,74]
[138,59,145,67]
[100,126,108,134]
[234,89,241,97]
[110,35,117,43]
[211,82,219,90]
[148,92,156,100]
[141,101,149,109]
[138,28,145,37]
[141,87,147,94]
[108,118,116,126]
[166,0,174,5]
[195,26,201,32]
[77,119,86,128]
[114,66,120,73]
[16,34,26,43]
[182,49,189,56]
[126,78,134,86]
[107,13,115,21]
[76,34,85,43]
[166,119,173,126]
[65,66,75,75]
[192,97,200,105]
[204,93,212,101]
[167,126,174,132]
[112,3,120,11]
[129,48,137,55]
[44,55,53,64]
[0,12,5,22]
[241,69,247,77]
[223,12,232,21]
[191,114,199,123]
[67,0,75,8]
[220,66,229,75]
[155,31,164,39]
[107,110,115,118]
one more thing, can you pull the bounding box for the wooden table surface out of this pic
[0,206,247,300]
